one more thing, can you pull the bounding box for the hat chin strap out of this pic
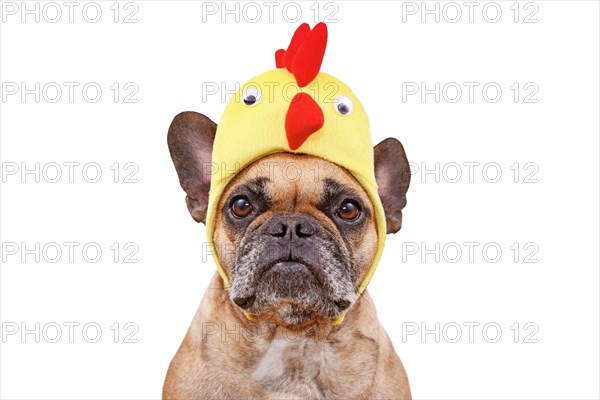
[242,308,347,325]
[241,306,352,325]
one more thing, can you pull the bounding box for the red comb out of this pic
[274,22,328,87]
[283,23,310,72]
[275,49,286,68]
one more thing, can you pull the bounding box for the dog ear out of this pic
[168,112,217,224]
[373,138,411,234]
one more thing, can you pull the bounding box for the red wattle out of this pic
[285,92,324,150]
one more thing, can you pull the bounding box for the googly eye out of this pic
[334,95,353,116]
[242,86,262,106]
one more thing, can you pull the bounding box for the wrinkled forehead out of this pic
[221,153,370,204]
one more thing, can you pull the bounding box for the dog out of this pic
[163,111,412,399]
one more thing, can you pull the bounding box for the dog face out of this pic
[168,112,410,328]
[212,153,377,326]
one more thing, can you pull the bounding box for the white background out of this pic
[1,1,599,399]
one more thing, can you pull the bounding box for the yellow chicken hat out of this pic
[206,22,386,324]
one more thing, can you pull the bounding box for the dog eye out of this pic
[231,196,253,218]
[242,86,262,106]
[333,96,353,116]
[337,200,360,220]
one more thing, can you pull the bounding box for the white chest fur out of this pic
[251,335,330,398]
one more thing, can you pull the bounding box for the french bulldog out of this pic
[163,111,412,399]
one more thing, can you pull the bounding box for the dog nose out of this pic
[266,214,316,239]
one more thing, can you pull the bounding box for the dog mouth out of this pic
[270,261,311,273]
[230,259,354,319]
[261,260,321,285]
[232,260,320,310]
